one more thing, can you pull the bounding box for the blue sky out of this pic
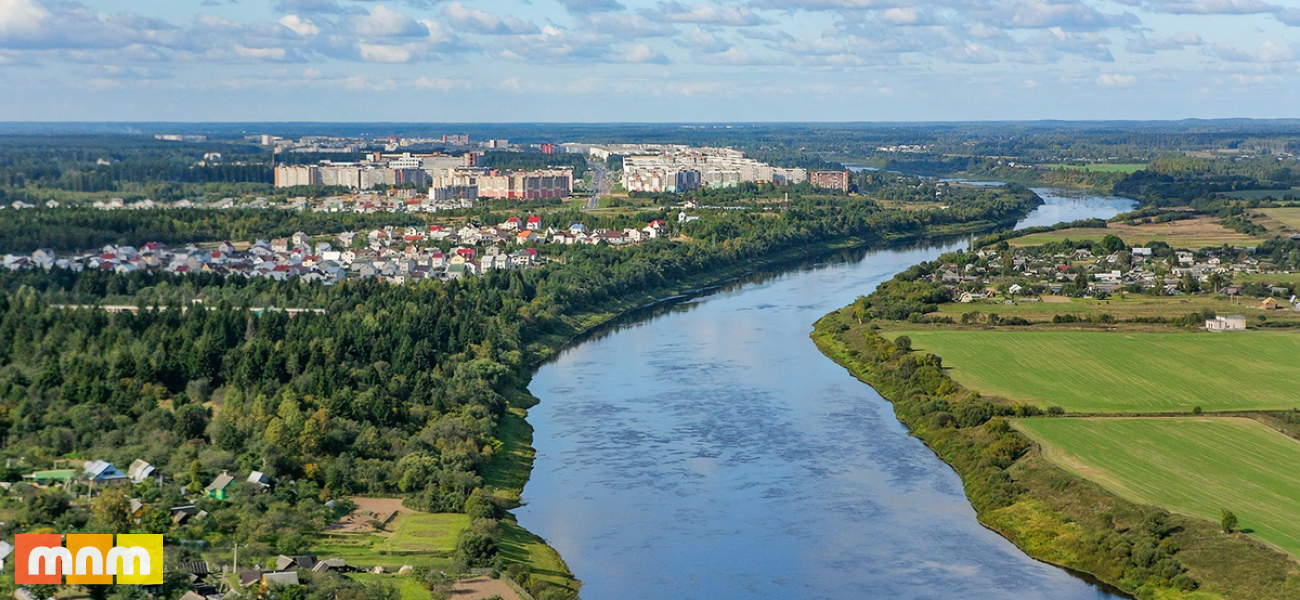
[0,0,1297,121]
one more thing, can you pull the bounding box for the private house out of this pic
[83,460,129,485]
[205,471,236,500]
[1206,315,1247,332]
[276,555,316,571]
[261,572,301,587]
[1262,297,1281,310]
[23,469,76,486]
[248,471,272,490]
[127,459,156,484]
[311,559,351,573]
[526,216,542,230]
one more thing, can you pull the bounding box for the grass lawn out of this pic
[312,513,468,571]
[348,572,431,600]
[1221,190,1300,201]
[1015,417,1300,558]
[932,294,1289,323]
[1009,218,1265,249]
[378,513,470,554]
[1236,272,1300,285]
[898,329,1300,412]
[1055,163,1148,173]
[498,519,578,594]
[1254,207,1300,231]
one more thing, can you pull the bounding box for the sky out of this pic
[0,0,1298,122]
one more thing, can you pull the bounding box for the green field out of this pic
[348,572,431,600]
[1009,219,1264,249]
[1220,189,1300,201]
[932,294,1292,323]
[1056,163,1148,173]
[312,513,468,571]
[899,330,1300,412]
[1016,417,1300,558]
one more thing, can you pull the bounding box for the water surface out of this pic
[517,193,1136,600]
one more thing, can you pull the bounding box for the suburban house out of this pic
[1205,315,1247,332]
[248,471,272,490]
[83,460,130,485]
[127,459,156,484]
[205,471,236,500]
[261,571,301,587]
[22,469,76,486]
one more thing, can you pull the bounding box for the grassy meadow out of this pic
[311,512,468,571]
[1253,207,1300,231]
[897,329,1300,412]
[931,294,1293,323]
[1016,417,1300,559]
[1009,218,1265,248]
[1055,163,1148,173]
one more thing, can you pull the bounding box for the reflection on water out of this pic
[516,193,1136,600]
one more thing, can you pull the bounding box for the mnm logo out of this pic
[15,534,163,585]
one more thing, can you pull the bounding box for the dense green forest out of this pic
[0,184,1041,599]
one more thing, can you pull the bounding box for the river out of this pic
[515,189,1137,600]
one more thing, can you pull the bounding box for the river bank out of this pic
[509,191,1148,600]
[488,213,1039,595]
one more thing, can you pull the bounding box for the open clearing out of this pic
[1254,207,1300,232]
[451,576,523,600]
[314,508,468,571]
[1016,417,1300,558]
[932,294,1296,324]
[898,329,1300,412]
[1055,163,1148,173]
[1009,218,1265,248]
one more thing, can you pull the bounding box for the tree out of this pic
[894,335,913,353]
[1221,509,1238,533]
[92,486,134,532]
[174,403,210,441]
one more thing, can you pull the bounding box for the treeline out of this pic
[811,318,1300,599]
[0,208,424,254]
[0,185,1044,594]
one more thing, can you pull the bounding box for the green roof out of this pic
[26,469,77,482]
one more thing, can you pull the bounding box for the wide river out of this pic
[516,189,1138,600]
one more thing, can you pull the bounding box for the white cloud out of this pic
[235,45,288,60]
[442,2,538,35]
[278,15,320,37]
[413,76,468,89]
[0,0,51,38]
[498,77,524,92]
[358,42,412,62]
[1126,31,1201,54]
[1097,73,1136,85]
[354,5,429,38]
[1212,40,1297,62]
[993,0,1138,32]
[1148,0,1280,15]
[619,42,669,63]
[647,2,766,26]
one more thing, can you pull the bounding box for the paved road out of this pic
[587,162,613,209]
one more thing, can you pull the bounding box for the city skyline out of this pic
[0,0,1297,121]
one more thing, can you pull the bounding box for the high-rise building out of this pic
[809,170,851,192]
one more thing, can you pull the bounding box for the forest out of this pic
[0,183,1042,599]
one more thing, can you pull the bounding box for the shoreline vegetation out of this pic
[810,316,1300,600]
[810,194,1300,598]
[0,178,1045,600]
[493,202,1047,594]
